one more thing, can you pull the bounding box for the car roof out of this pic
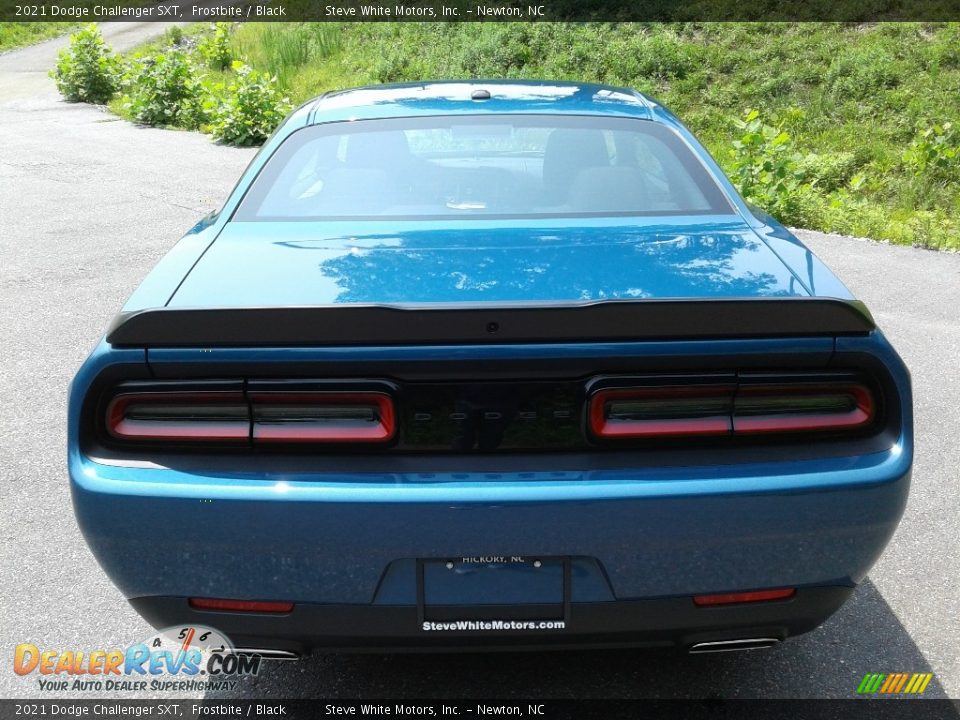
[293,80,660,126]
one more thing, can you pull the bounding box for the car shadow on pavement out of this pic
[204,579,946,700]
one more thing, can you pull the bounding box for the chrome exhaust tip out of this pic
[234,648,302,661]
[688,638,780,654]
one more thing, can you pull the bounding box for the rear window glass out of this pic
[234,115,733,221]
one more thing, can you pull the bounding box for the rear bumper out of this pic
[130,586,853,653]
[71,443,909,649]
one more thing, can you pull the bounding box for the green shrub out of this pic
[602,30,698,85]
[371,49,409,84]
[441,25,540,78]
[197,23,233,70]
[727,109,808,225]
[903,209,957,250]
[630,32,697,81]
[903,122,959,184]
[795,152,859,192]
[50,24,121,104]
[826,45,901,101]
[926,25,960,70]
[164,25,184,47]
[209,62,291,146]
[126,51,208,129]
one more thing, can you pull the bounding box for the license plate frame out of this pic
[416,556,571,624]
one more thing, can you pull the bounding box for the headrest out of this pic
[567,166,650,213]
[542,128,610,203]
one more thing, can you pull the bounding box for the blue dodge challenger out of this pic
[69,81,911,655]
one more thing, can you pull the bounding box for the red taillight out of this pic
[105,392,249,442]
[589,380,875,440]
[249,391,395,443]
[189,598,294,614]
[104,386,397,445]
[693,588,796,607]
[589,385,735,439]
[732,383,874,434]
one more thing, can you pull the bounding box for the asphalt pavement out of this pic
[0,25,958,700]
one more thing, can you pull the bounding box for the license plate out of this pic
[417,556,569,625]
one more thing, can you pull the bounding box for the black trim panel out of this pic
[80,347,901,468]
[129,586,853,653]
[107,298,875,348]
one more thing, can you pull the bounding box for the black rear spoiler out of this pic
[106,298,875,348]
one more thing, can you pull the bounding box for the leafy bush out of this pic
[50,24,121,104]
[795,152,859,192]
[209,62,291,146]
[903,209,957,250]
[165,25,184,47]
[456,25,536,77]
[826,45,901,101]
[727,109,807,225]
[926,25,960,70]
[903,122,959,183]
[371,50,410,84]
[197,23,233,70]
[126,51,208,129]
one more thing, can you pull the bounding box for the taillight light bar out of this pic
[104,386,396,445]
[732,383,874,434]
[105,392,249,442]
[589,380,875,440]
[249,391,395,443]
[589,385,735,439]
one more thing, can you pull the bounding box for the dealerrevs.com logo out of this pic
[14,626,261,693]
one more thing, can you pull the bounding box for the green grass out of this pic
[112,22,960,249]
[0,22,78,52]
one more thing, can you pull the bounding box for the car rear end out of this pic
[68,84,912,654]
[69,310,910,654]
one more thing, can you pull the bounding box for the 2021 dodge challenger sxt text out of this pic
[68,81,911,655]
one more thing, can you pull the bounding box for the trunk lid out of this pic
[166,217,809,308]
